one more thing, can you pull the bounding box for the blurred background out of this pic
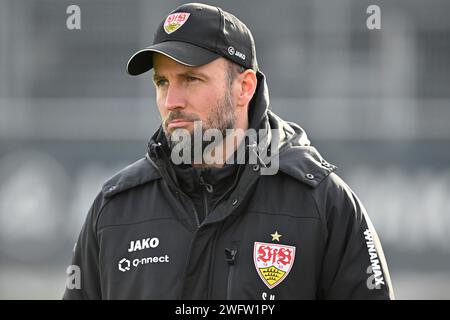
[0,0,449,299]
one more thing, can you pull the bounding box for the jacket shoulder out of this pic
[101,156,161,198]
[269,112,338,188]
[312,171,359,211]
[312,171,368,236]
[278,145,338,188]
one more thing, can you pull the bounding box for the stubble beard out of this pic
[163,88,236,164]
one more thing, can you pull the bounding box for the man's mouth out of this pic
[167,119,194,129]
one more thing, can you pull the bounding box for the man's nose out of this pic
[164,84,186,110]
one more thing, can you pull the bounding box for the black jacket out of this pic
[63,71,394,300]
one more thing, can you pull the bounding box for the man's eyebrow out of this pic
[179,71,209,79]
[152,71,210,82]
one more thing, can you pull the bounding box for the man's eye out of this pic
[186,76,199,82]
[156,79,168,87]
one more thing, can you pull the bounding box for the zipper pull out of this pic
[199,175,214,193]
[225,248,238,265]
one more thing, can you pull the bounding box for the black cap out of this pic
[127,3,258,76]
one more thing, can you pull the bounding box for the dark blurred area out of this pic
[0,0,449,299]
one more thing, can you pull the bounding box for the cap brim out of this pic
[127,41,220,76]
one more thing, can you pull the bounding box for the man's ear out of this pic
[236,70,257,108]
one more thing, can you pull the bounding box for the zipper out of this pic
[225,248,238,300]
[173,187,201,228]
[191,205,200,228]
[199,174,213,221]
[150,143,201,228]
[201,184,209,221]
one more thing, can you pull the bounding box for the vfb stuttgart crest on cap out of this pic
[164,12,190,34]
[254,242,296,289]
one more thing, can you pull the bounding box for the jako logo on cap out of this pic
[164,12,190,34]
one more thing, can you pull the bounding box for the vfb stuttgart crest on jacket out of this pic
[254,242,296,289]
[164,12,190,34]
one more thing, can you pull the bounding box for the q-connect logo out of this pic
[118,255,170,273]
[118,258,131,272]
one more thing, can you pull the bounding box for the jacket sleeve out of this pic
[314,173,394,299]
[63,193,103,300]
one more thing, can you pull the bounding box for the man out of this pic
[64,3,394,299]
